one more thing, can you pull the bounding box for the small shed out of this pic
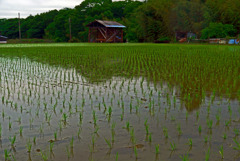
[87,20,126,43]
[0,35,8,44]
[176,31,196,42]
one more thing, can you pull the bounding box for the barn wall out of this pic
[88,27,123,43]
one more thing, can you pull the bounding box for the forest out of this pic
[0,0,239,42]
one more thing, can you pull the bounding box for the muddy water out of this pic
[0,45,239,161]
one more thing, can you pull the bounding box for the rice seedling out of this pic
[195,111,199,120]
[62,113,68,123]
[26,140,32,153]
[145,124,149,135]
[70,136,74,148]
[198,125,202,133]
[215,113,220,123]
[233,139,240,151]
[9,135,16,146]
[148,133,152,142]
[54,131,57,140]
[207,106,211,114]
[4,149,11,161]
[163,127,168,139]
[0,43,239,161]
[116,152,119,161]
[170,141,176,151]
[112,130,115,143]
[204,136,208,143]
[207,120,213,129]
[180,153,189,161]
[177,124,182,136]
[125,121,130,131]
[50,142,54,152]
[2,110,5,119]
[33,136,36,145]
[225,120,230,127]
[188,138,192,147]
[234,128,239,136]
[205,148,210,161]
[219,145,224,159]
[17,117,21,124]
[91,135,95,147]
[134,146,138,159]
[0,123,2,138]
[41,152,48,161]
[9,121,12,130]
[171,116,176,121]
[222,133,227,140]
[104,137,112,149]
[130,128,136,144]
[92,110,97,126]
[39,124,44,134]
[155,144,160,154]
[185,111,188,120]
[144,118,148,127]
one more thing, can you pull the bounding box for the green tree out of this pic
[201,23,236,39]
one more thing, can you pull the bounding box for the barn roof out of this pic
[87,20,126,28]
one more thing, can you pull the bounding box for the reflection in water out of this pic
[0,45,239,111]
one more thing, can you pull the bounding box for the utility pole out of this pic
[69,17,72,41]
[18,13,21,40]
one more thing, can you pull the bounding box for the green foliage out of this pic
[201,23,237,39]
[1,0,240,42]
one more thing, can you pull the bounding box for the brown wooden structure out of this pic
[87,20,125,43]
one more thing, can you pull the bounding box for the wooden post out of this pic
[88,28,91,43]
[105,28,107,42]
[121,29,123,43]
[18,13,21,40]
[69,18,72,41]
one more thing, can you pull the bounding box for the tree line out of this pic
[0,0,239,42]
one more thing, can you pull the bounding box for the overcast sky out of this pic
[0,0,85,18]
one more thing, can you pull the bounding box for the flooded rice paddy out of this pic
[0,44,239,161]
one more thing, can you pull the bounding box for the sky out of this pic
[0,0,84,18]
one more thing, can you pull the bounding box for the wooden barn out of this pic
[0,35,8,44]
[87,20,126,43]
